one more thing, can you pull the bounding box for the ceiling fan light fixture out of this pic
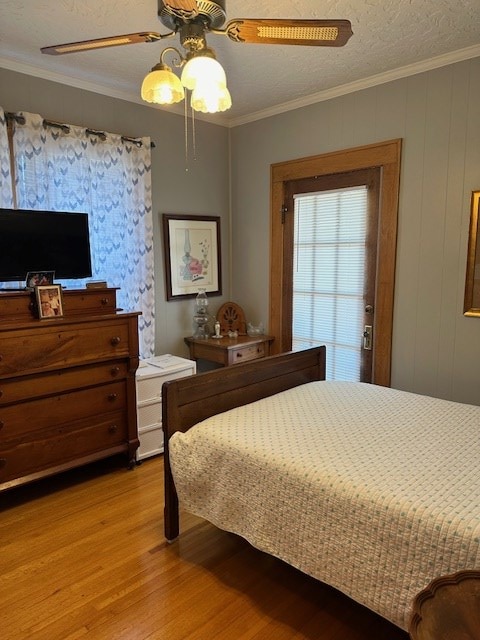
[190,81,232,113]
[181,49,227,90]
[141,63,185,104]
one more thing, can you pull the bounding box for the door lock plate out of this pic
[363,325,373,350]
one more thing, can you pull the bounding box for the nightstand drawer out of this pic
[232,342,266,363]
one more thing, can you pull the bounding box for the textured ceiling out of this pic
[0,0,479,126]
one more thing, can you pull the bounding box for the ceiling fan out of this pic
[41,0,353,56]
[41,1,353,114]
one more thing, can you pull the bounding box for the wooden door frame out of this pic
[269,139,402,387]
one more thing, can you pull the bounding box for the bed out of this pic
[162,346,480,631]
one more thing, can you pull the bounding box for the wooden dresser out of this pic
[0,287,140,491]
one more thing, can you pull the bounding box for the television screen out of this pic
[0,209,92,282]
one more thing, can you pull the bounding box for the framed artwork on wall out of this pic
[36,284,64,319]
[162,214,222,300]
[464,190,480,317]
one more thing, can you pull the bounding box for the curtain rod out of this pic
[4,112,156,148]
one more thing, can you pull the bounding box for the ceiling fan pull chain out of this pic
[184,96,189,172]
[191,105,197,161]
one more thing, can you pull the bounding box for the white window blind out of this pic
[292,186,368,381]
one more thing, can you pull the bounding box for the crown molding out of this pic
[227,44,480,128]
[0,55,229,126]
[1,44,479,130]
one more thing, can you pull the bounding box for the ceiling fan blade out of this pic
[221,19,353,47]
[41,32,167,55]
[161,0,199,19]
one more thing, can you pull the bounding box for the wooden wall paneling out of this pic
[436,62,471,400]
[452,57,480,403]
[413,67,453,397]
[374,80,408,142]
[391,75,428,392]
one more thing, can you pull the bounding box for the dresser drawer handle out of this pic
[0,458,6,470]
[0,420,4,430]
[236,352,242,358]
[0,389,3,398]
[108,424,118,434]
[110,366,121,377]
[110,336,121,346]
[101,298,109,305]
[107,393,118,402]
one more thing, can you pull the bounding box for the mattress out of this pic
[168,381,480,630]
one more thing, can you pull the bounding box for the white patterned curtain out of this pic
[11,111,154,357]
[0,108,14,208]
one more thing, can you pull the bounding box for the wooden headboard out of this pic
[162,346,326,540]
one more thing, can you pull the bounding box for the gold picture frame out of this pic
[464,191,480,317]
[36,284,64,319]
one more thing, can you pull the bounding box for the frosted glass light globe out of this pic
[181,55,227,90]
[141,68,184,104]
[191,81,232,114]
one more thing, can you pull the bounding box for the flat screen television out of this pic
[0,208,92,283]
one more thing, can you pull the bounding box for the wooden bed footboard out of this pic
[162,346,326,541]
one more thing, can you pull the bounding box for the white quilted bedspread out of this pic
[169,381,480,630]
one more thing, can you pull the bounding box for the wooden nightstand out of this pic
[184,334,274,367]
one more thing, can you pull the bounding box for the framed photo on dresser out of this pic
[26,270,55,289]
[36,284,64,319]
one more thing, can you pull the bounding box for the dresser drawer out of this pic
[0,411,127,484]
[0,288,118,322]
[0,320,132,377]
[63,289,117,316]
[0,380,127,441]
[0,361,128,406]
[0,291,36,322]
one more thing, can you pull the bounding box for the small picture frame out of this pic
[36,284,64,319]
[26,271,55,289]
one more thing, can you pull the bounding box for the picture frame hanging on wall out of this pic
[162,214,222,301]
[464,190,480,317]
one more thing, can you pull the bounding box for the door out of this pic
[269,140,402,387]
[283,169,380,382]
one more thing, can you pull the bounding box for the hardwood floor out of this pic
[0,455,410,640]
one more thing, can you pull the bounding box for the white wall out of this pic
[230,58,480,405]
[0,67,231,360]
